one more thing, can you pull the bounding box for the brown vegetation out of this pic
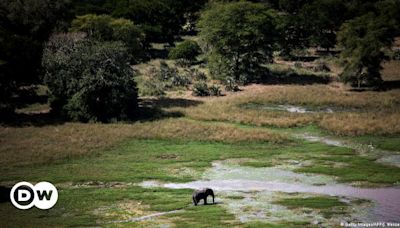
[0,118,286,168]
[176,83,400,136]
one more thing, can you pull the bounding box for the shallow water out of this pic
[241,103,341,113]
[140,162,400,223]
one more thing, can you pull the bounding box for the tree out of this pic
[275,13,310,58]
[198,2,278,83]
[0,0,71,113]
[168,40,201,62]
[337,13,395,88]
[112,0,207,44]
[70,14,144,63]
[300,0,347,51]
[42,33,138,122]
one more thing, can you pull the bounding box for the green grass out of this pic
[2,138,399,185]
[274,195,349,220]
[353,135,400,151]
[274,196,346,209]
[1,125,400,226]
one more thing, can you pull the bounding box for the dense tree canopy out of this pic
[198,2,278,83]
[70,14,144,62]
[0,0,71,112]
[300,0,347,51]
[42,33,138,122]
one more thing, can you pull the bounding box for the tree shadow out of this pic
[381,80,400,91]
[0,98,202,126]
[0,112,65,127]
[141,97,203,109]
[136,97,203,121]
[260,69,331,85]
[147,48,169,59]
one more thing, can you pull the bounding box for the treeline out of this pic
[0,0,399,121]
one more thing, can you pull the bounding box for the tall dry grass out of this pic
[0,118,286,168]
[177,84,400,135]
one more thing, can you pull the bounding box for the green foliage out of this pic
[111,0,207,44]
[70,14,144,63]
[189,68,208,81]
[139,62,191,97]
[192,82,210,97]
[393,50,400,61]
[192,82,222,97]
[169,40,201,62]
[337,13,395,88]
[0,0,71,112]
[224,77,240,92]
[42,33,138,122]
[313,60,331,72]
[140,80,166,97]
[209,84,222,96]
[198,2,278,83]
[300,0,347,51]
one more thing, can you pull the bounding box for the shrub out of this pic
[184,68,207,81]
[140,80,166,97]
[192,82,209,96]
[313,60,331,72]
[170,74,191,88]
[209,85,222,96]
[294,62,303,68]
[42,33,138,122]
[168,40,200,62]
[175,59,192,67]
[158,61,179,81]
[224,77,240,92]
[392,49,400,60]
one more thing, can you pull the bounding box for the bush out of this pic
[209,85,222,96]
[175,59,192,67]
[42,33,138,122]
[313,60,330,72]
[392,49,400,60]
[294,62,302,68]
[140,80,166,97]
[170,74,191,87]
[224,77,240,92]
[156,62,191,88]
[184,68,207,81]
[192,82,209,96]
[158,61,179,81]
[168,40,200,62]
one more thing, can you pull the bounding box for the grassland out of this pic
[0,60,399,227]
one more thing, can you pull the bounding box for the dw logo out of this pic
[10,182,58,210]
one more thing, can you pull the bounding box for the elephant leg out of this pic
[204,197,208,205]
[193,196,197,206]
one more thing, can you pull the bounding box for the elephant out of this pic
[192,188,214,206]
